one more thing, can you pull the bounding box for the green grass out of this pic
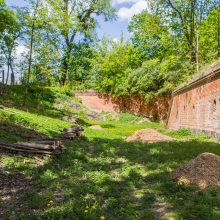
[0,107,71,138]
[1,86,220,219]
[0,85,85,118]
[118,113,145,123]
[0,85,90,142]
[1,121,220,220]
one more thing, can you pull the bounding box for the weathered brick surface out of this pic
[76,91,170,120]
[167,61,220,137]
[76,92,116,113]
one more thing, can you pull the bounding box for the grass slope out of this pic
[0,85,87,142]
[1,120,220,220]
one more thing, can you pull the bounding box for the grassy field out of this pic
[1,87,220,220]
[1,119,220,219]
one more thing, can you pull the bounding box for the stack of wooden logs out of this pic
[61,125,84,140]
[0,125,83,154]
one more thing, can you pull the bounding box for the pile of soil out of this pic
[126,129,174,143]
[90,125,103,130]
[171,152,220,189]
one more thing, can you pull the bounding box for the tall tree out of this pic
[199,6,220,63]
[161,0,213,64]
[46,0,116,85]
[0,3,20,85]
[22,0,46,104]
[128,11,168,61]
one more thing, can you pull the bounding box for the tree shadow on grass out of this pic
[0,85,76,120]
[0,121,46,143]
[5,136,220,220]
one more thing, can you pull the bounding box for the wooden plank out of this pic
[0,144,53,154]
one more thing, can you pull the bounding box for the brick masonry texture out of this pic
[76,91,170,121]
[167,61,220,137]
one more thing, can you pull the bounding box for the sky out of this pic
[6,0,148,41]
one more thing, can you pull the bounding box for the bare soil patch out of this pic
[126,129,174,143]
[171,152,220,189]
[90,125,103,130]
[0,172,32,217]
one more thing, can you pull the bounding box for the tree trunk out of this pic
[0,70,4,95]
[59,0,72,86]
[10,61,15,85]
[6,59,10,85]
[23,20,35,106]
[60,58,68,86]
[196,26,199,72]
[2,70,4,84]
[188,42,196,63]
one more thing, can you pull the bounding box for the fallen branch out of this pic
[0,143,53,154]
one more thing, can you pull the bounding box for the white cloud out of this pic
[112,0,140,5]
[16,45,27,57]
[113,37,119,43]
[117,0,148,21]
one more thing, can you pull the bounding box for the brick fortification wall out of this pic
[167,61,220,138]
[76,91,170,121]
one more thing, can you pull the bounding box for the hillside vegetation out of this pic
[0,86,220,220]
[0,86,87,143]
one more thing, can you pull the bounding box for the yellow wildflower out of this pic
[100,216,105,220]
[49,200,54,204]
[92,205,96,209]
[86,205,89,209]
[47,204,51,207]
[84,210,88,213]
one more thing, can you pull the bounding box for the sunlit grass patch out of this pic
[0,107,71,138]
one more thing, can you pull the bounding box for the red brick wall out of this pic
[75,92,116,113]
[76,91,170,121]
[167,76,220,137]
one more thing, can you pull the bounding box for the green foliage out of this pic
[128,11,166,60]
[2,0,220,101]
[124,56,192,97]
[199,8,220,64]
[69,41,95,83]
[90,37,142,95]
[42,0,116,85]
[91,27,193,97]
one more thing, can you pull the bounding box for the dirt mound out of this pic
[90,125,103,130]
[126,129,174,143]
[171,152,220,189]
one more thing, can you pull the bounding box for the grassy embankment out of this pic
[0,85,87,143]
[1,86,220,220]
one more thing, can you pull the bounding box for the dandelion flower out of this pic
[47,204,51,207]
[100,216,105,220]
[49,200,54,204]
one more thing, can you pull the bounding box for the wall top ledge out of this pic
[173,60,220,96]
